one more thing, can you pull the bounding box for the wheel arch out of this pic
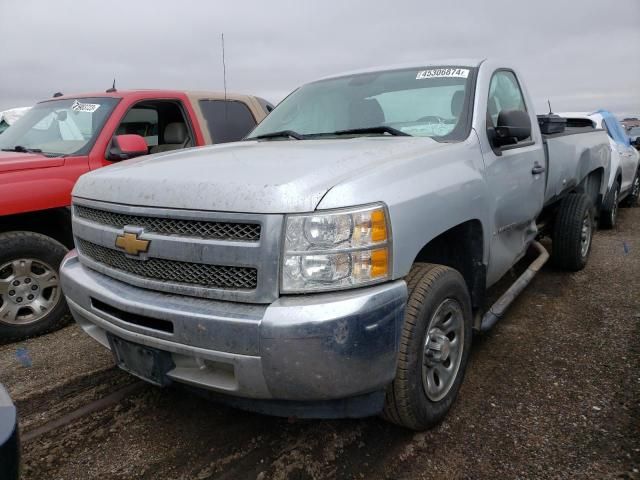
[410,219,485,310]
[0,208,73,249]
[574,167,605,210]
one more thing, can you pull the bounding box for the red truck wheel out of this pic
[0,232,70,341]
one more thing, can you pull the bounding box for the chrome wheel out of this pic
[422,298,465,402]
[0,258,61,326]
[580,213,592,258]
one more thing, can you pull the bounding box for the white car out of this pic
[0,106,30,134]
[559,110,640,227]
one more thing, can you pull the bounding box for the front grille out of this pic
[77,239,257,290]
[75,205,261,241]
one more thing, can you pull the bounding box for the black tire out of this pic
[551,193,594,271]
[0,231,70,341]
[382,263,472,430]
[599,181,619,229]
[621,170,639,207]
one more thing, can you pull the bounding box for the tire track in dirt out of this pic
[17,366,134,432]
[0,323,115,401]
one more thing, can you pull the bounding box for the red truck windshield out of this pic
[0,97,119,157]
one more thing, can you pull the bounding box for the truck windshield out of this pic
[248,66,475,142]
[0,97,119,156]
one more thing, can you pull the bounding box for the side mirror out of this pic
[108,134,148,161]
[494,110,531,146]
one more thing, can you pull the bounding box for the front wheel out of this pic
[0,232,70,342]
[382,263,472,430]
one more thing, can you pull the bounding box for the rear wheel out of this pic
[599,181,619,229]
[551,193,594,271]
[382,263,472,430]
[0,232,70,341]
[621,170,639,207]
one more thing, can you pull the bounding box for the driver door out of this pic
[481,70,546,285]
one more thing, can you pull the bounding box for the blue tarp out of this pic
[596,109,630,146]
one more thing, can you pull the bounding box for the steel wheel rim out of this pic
[0,258,61,326]
[580,213,592,258]
[422,298,465,402]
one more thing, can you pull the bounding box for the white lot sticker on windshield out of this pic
[416,68,469,80]
[71,100,100,113]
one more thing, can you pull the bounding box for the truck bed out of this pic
[542,126,610,207]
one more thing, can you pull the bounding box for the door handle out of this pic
[531,163,546,175]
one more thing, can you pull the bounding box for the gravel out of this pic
[2,207,638,480]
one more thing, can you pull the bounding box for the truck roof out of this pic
[38,89,263,104]
[316,58,486,81]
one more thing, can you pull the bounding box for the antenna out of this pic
[221,33,228,119]
[547,99,553,115]
[106,79,117,93]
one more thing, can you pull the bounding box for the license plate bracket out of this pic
[107,334,175,386]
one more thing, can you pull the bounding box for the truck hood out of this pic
[73,137,450,213]
[0,151,64,174]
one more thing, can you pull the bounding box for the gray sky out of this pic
[1,0,639,117]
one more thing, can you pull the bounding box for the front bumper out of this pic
[0,385,19,480]
[60,251,407,410]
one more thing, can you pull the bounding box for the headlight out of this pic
[281,204,391,293]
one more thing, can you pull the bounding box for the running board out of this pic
[479,241,550,332]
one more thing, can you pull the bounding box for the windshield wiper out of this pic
[332,126,410,137]
[248,130,305,140]
[1,145,43,153]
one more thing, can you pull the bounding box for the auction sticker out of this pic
[71,100,100,113]
[416,68,469,79]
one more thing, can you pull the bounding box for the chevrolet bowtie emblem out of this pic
[115,232,150,256]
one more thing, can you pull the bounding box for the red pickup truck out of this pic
[0,89,272,340]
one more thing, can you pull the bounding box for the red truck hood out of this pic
[0,151,64,174]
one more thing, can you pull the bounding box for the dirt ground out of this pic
[1,207,638,480]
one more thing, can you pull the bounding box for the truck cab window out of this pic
[199,100,257,143]
[488,71,527,126]
[115,101,193,154]
[117,107,159,146]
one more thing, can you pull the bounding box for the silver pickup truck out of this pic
[59,59,610,430]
